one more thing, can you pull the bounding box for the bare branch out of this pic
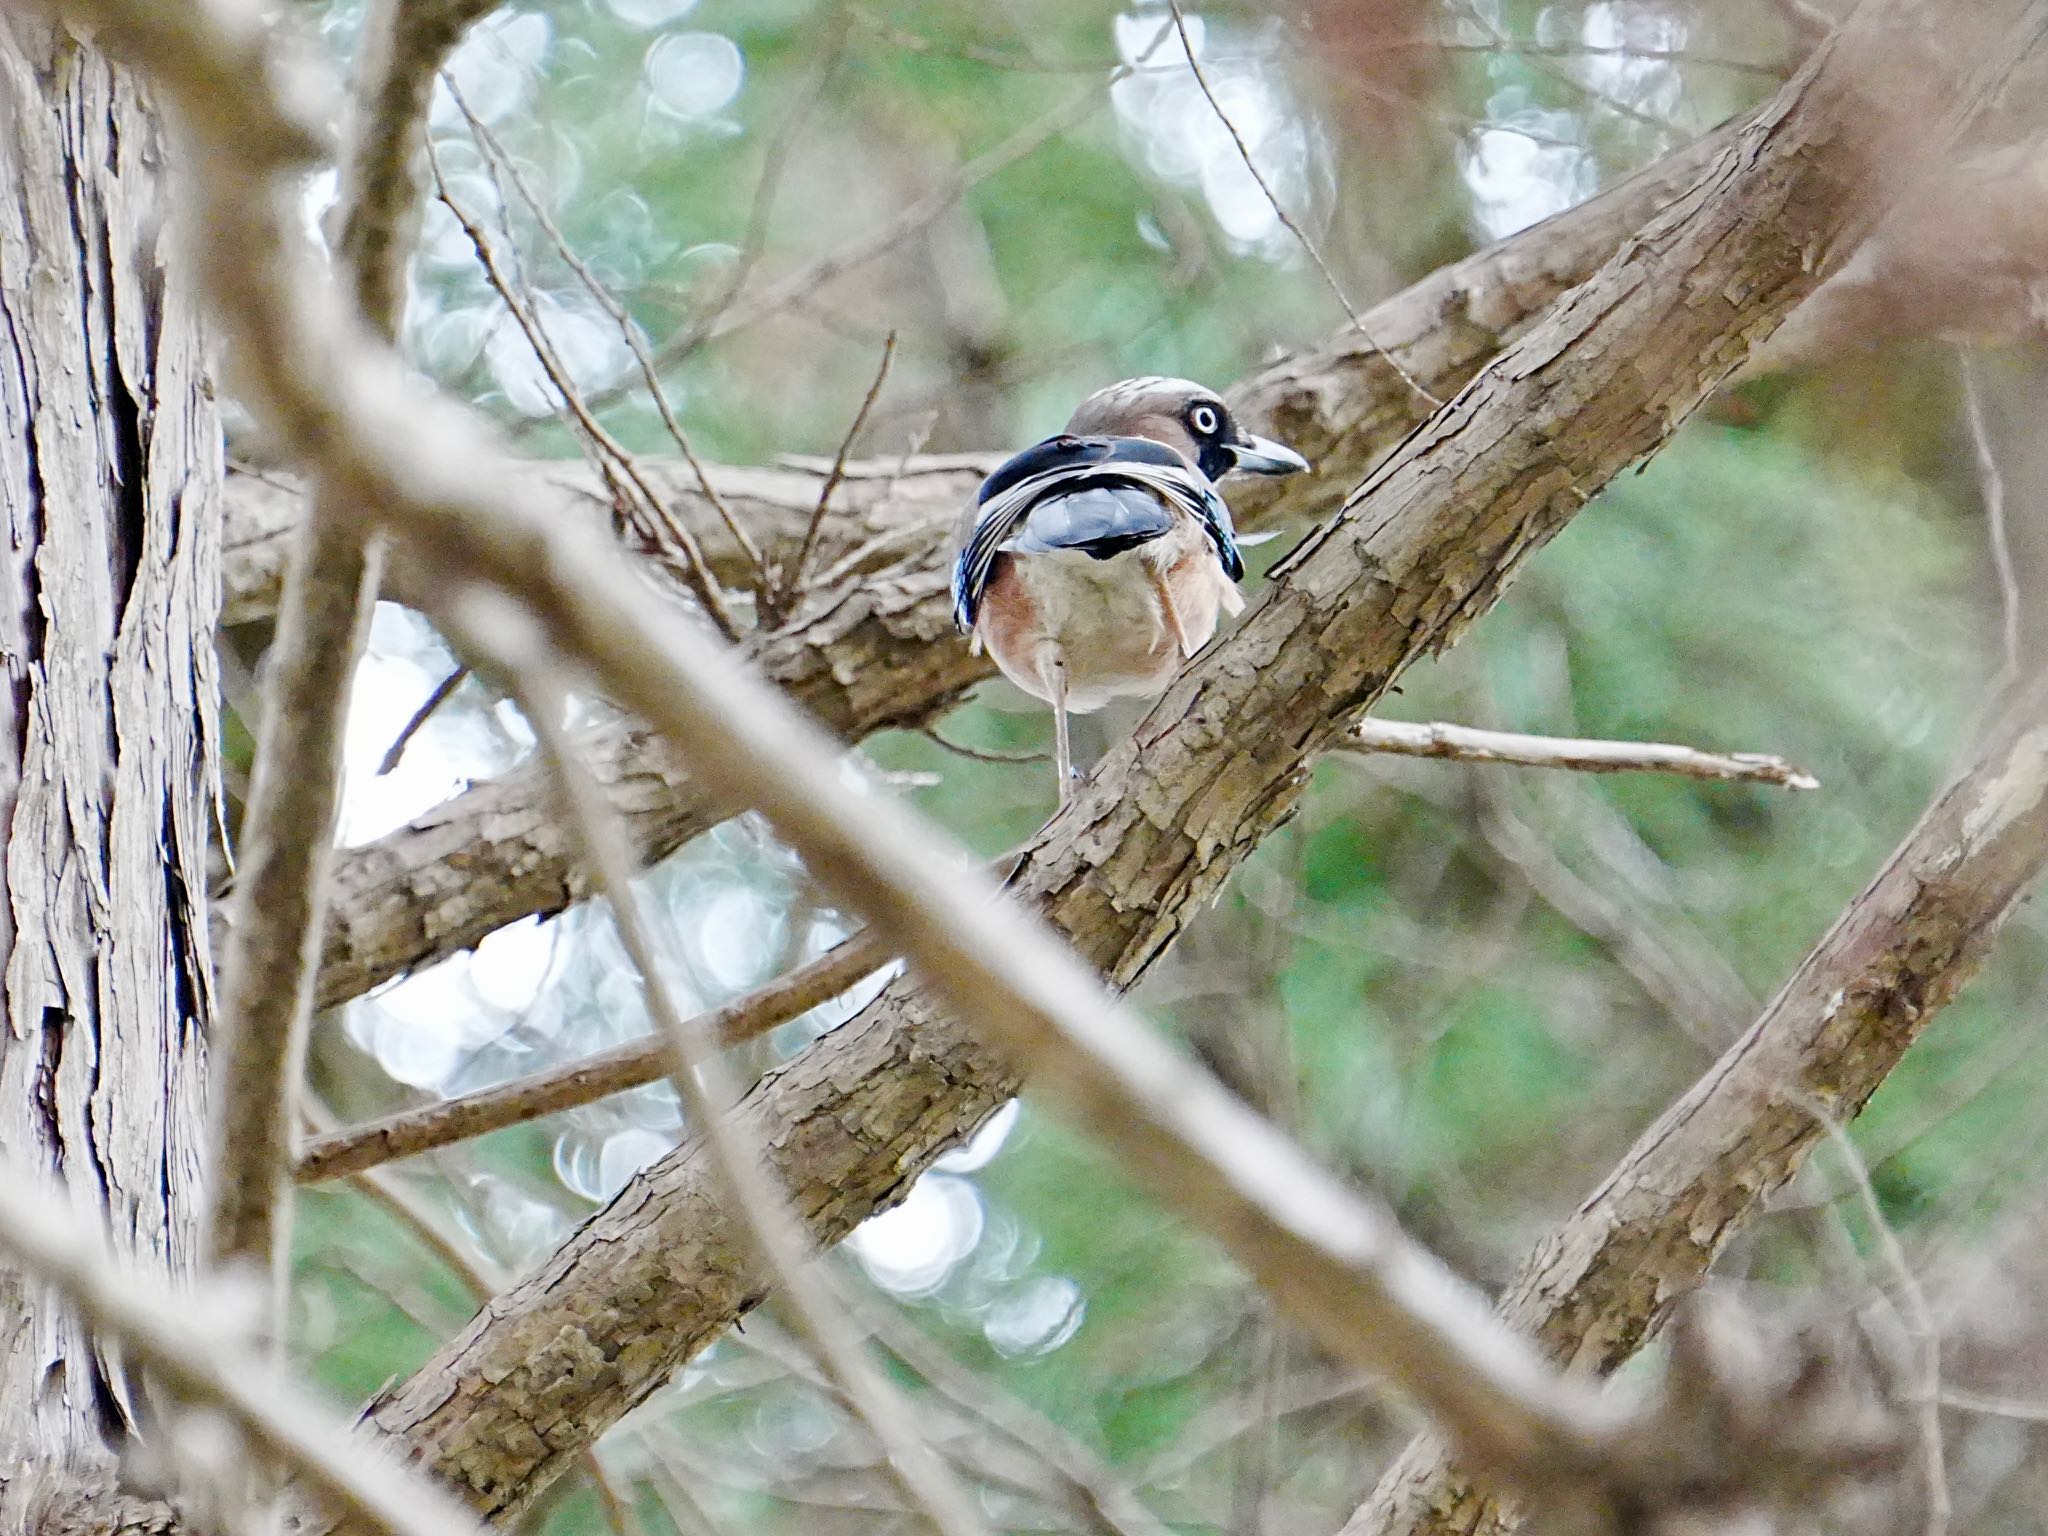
[1958,348,2024,688]
[484,619,989,1536]
[358,1,2048,1517]
[294,929,890,1183]
[1342,717,1819,787]
[1164,0,1440,409]
[1343,677,2048,1536]
[772,332,898,622]
[378,663,471,776]
[426,134,743,640]
[0,1172,489,1536]
[338,0,501,333]
[447,85,773,606]
[205,0,500,1291]
[1794,1091,1949,1536]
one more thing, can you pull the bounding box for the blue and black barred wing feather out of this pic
[950,435,1244,631]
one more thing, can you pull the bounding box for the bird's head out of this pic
[1063,376,1310,484]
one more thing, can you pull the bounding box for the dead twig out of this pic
[426,137,744,640]
[1341,716,1820,787]
[294,929,891,1182]
[378,663,471,776]
[1165,0,1441,410]
[1791,1090,1950,1536]
[448,84,773,607]
[770,332,897,623]
[479,620,989,1536]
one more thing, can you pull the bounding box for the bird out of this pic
[950,376,1309,805]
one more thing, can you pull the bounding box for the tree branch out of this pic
[1343,717,1819,788]
[0,1172,489,1536]
[208,0,498,1284]
[295,928,890,1182]
[1340,675,2048,1536]
[361,1,2048,1517]
[288,115,1751,1011]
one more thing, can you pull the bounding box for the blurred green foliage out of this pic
[286,1,2045,1531]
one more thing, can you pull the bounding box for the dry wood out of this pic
[281,115,1747,1012]
[1341,679,2048,1536]
[362,3,2048,1518]
[1344,717,1818,787]
[295,930,890,1181]
[0,17,220,1523]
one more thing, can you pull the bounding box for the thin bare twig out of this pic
[920,726,1051,765]
[487,630,989,1536]
[426,138,744,640]
[844,1288,1176,1536]
[448,83,773,606]
[0,1172,488,1536]
[609,21,1179,402]
[771,331,897,621]
[1792,1091,1949,1536]
[1957,349,2023,689]
[295,928,890,1182]
[1165,0,1441,410]
[1340,716,1820,788]
[378,663,470,776]
[1935,1385,2048,1422]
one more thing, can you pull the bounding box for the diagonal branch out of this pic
[291,115,1748,1011]
[295,929,889,1181]
[206,0,499,1285]
[1340,676,2048,1536]
[0,1172,489,1536]
[362,1,2048,1517]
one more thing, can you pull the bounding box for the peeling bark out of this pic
[0,13,219,1527]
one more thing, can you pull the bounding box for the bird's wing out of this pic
[951,436,1244,631]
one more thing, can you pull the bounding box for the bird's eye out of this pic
[1189,404,1221,435]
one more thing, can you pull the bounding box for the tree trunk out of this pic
[0,15,219,1529]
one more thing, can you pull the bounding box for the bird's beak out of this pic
[1225,432,1310,477]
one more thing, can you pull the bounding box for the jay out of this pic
[951,377,1309,804]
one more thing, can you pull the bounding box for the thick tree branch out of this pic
[0,1172,489,1536]
[208,0,495,1280]
[295,117,1748,1010]
[363,3,2048,1518]
[1341,676,2048,1536]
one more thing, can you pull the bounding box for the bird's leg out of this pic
[1038,643,1076,807]
[1145,560,1195,657]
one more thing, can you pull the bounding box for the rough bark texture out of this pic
[1342,683,2048,1536]
[0,14,219,1526]
[309,561,979,1008]
[294,116,1736,1010]
[364,12,1974,1517]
